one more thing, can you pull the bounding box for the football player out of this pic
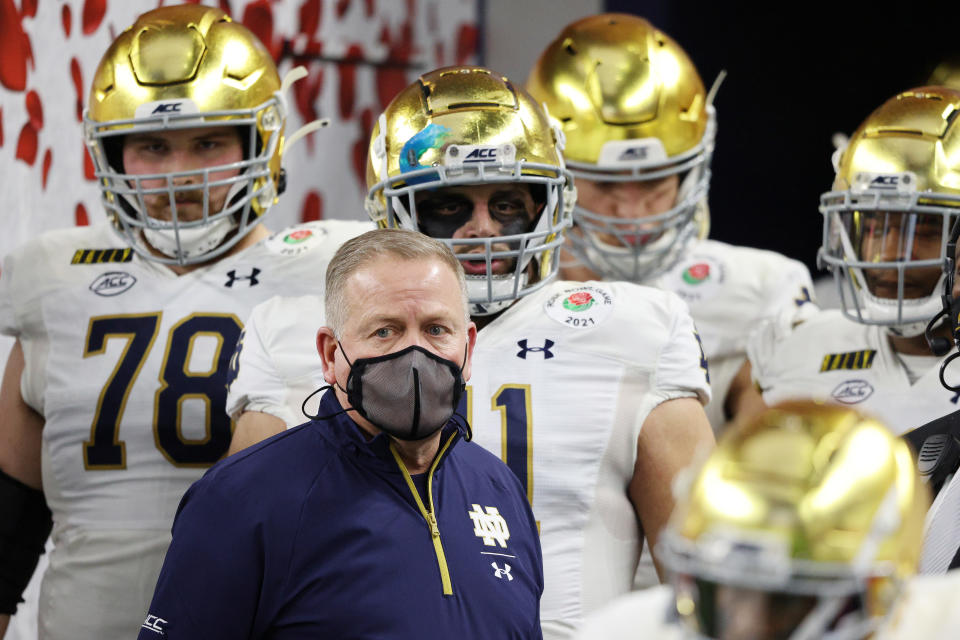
[747,87,960,433]
[0,6,367,638]
[224,65,716,639]
[525,14,815,431]
[575,401,937,640]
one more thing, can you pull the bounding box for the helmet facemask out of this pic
[365,69,576,317]
[82,6,315,267]
[367,146,573,315]
[658,403,930,640]
[564,108,715,282]
[85,96,286,266]
[819,176,959,337]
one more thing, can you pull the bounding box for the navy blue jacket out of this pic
[138,392,543,639]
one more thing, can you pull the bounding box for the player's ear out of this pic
[316,327,339,385]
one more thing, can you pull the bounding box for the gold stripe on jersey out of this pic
[819,349,877,373]
[71,248,133,264]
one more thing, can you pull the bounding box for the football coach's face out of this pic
[316,253,477,438]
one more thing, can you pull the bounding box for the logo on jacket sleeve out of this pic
[141,614,167,635]
[468,504,510,548]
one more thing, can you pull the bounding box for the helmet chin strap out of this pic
[143,215,237,262]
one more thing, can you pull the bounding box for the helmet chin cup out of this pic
[143,215,237,262]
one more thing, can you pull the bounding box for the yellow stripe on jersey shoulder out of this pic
[819,349,877,372]
[71,248,133,264]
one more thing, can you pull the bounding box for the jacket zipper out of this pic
[390,432,457,596]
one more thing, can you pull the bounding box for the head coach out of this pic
[138,229,544,639]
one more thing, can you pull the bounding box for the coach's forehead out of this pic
[343,256,463,324]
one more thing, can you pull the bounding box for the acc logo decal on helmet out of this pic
[545,284,614,329]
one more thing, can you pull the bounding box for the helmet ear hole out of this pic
[103,136,125,174]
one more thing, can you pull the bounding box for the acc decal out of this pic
[819,349,876,373]
[544,284,614,329]
[831,379,874,405]
[89,271,137,297]
[72,248,133,264]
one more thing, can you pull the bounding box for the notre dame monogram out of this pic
[468,504,511,548]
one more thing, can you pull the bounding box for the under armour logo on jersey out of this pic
[225,268,260,288]
[468,504,511,548]
[517,339,554,360]
[491,562,513,580]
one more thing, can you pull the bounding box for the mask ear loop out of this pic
[302,341,358,421]
[449,340,473,440]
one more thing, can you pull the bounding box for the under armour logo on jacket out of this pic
[517,339,554,360]
[491,562,513,581]
[225,268,261,288]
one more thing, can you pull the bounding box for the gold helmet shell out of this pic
[820,87,960,333]
[660,401,930,639]
[84,5,287,265]
[526,14,714,282]
[527,13,707,167]
[365,65,574,315]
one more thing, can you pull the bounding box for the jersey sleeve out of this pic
[225,299,298,426]
[759,256,817,319]
[138,478,261,639]
[745,303,818,401]
[225,295,326,428]
[653,295,712,407]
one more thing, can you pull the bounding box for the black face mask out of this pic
[338,342,467,441]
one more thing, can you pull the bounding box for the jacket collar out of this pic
[311,391,464,473]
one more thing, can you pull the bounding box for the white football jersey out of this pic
[573,573,960,640]
[873,572,960,639]
[572,585,680,640]
[226,280,710,639]
[0,219,370,639]
[225,293,327,426]
[748,309,960,435]
[645,239,814,430]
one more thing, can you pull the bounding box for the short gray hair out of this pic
[325,228,469,337]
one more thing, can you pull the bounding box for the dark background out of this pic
[603,1,959,275]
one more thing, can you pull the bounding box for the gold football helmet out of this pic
[84,5,288,265]
[820,87,960,336]
[659,402,930,640]
[526,13,714,281]
[366,65,574,315]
